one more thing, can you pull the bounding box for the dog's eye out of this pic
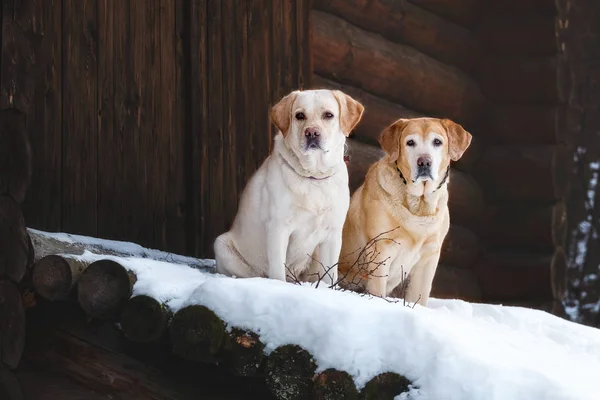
[406,140,415,147]
[295,112,306,120]
[323,111,334,119]
[433,139,442,146]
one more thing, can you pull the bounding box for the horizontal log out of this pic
[452,134,484,174]
[312,10,485,126]
[15,369,113,400]
[345,139,385,192]
[0,196,30,282]
[477,56,557,104]
[483,205,554,253]
[28,229,214,270]
[32,255,90,301]
[24,316,200,399]
[488,105,557,145]
[314,1,481,71]
[448,169,485,229]
[169,305,226,364]
[431,264,482,302]
[77,259,136,320]
[220,328,266,377]
[475,252,552,301]
[312,74,423,145]
[407,0,481,26]
[313,369,359,400]
[477,145,565,204]
[265,344,317,400]
[476,16,556,56]
[119,295,171,343]
[440,225,481,267]
[0,368,24,400]
[346,140,485,228]
[0,108,31,204]
[361,372,411,399]
[0,280,25,369]
[551,247,567,302]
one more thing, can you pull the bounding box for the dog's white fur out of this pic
[214,89,364,284]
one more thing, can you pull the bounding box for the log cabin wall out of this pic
[473,1,559,309]
[0,0,312,258]
[310,0,487,302]
[310,1,561,307]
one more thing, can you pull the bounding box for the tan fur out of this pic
[338,117,471,306]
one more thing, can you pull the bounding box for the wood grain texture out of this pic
[62,0,98,235]
[311,10,485,126]
[315,0,482,71]
[0,108,30,204]
[1,0,62,230]
[407,0,481,26]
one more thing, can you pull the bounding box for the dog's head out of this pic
[270,89,364,155]
[379,117,471,190]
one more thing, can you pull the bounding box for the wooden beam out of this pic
[314,1,482,71]
[407,0,481,26]
[311,11,485,126]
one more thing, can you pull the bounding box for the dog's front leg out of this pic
[266,222,289,281]
[315,234,343,285]
[405,250,441,306]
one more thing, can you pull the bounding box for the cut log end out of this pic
[361,372,411,400]
[120,295,171,343]
[0,280,26,369]
[313,369,359,400]
[169,304,226,364]
[32,255,88,301]
[221,328,266,377]
[265,344,317,400]
[77,259,134,320]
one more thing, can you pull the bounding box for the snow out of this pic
[30,228,215,270]
[185,278,600,400]
[35,229,600,399]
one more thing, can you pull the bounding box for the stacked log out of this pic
[473,4,558,306]
[27,231,414,399]
[311,10,485,127]
[0,107,31,399]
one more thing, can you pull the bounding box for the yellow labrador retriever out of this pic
[338,117,471,305]
[215,89,364,285]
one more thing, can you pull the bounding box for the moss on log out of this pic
[265,344,317,400]
[119,295,171,343]
[313,369,359,400]
[76,259,135,320]
[361,372,411,400]
[220,328,266,377]
[169,304,226,364]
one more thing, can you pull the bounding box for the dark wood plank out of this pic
[234,0,249,198]
[221,0,238,242]
[159,0,187,254]
[296,0,312,90]
[189,0,209,256]
[1,0,62,230]
[61,0,99,236]
[204,0,224,258]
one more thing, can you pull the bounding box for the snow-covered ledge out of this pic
[29,229,600,400]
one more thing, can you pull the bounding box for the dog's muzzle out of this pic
[304,127,321,150]
[416,155,433,181]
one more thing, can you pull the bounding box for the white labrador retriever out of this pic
[214,89,364,284]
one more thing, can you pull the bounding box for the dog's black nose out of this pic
[305,127,320,138]
[417,155,432,167]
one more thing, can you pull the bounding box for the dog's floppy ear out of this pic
[270,91,300,136]
[379,119,410,162]
[332,90,364,136]
[441,119,472,161]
